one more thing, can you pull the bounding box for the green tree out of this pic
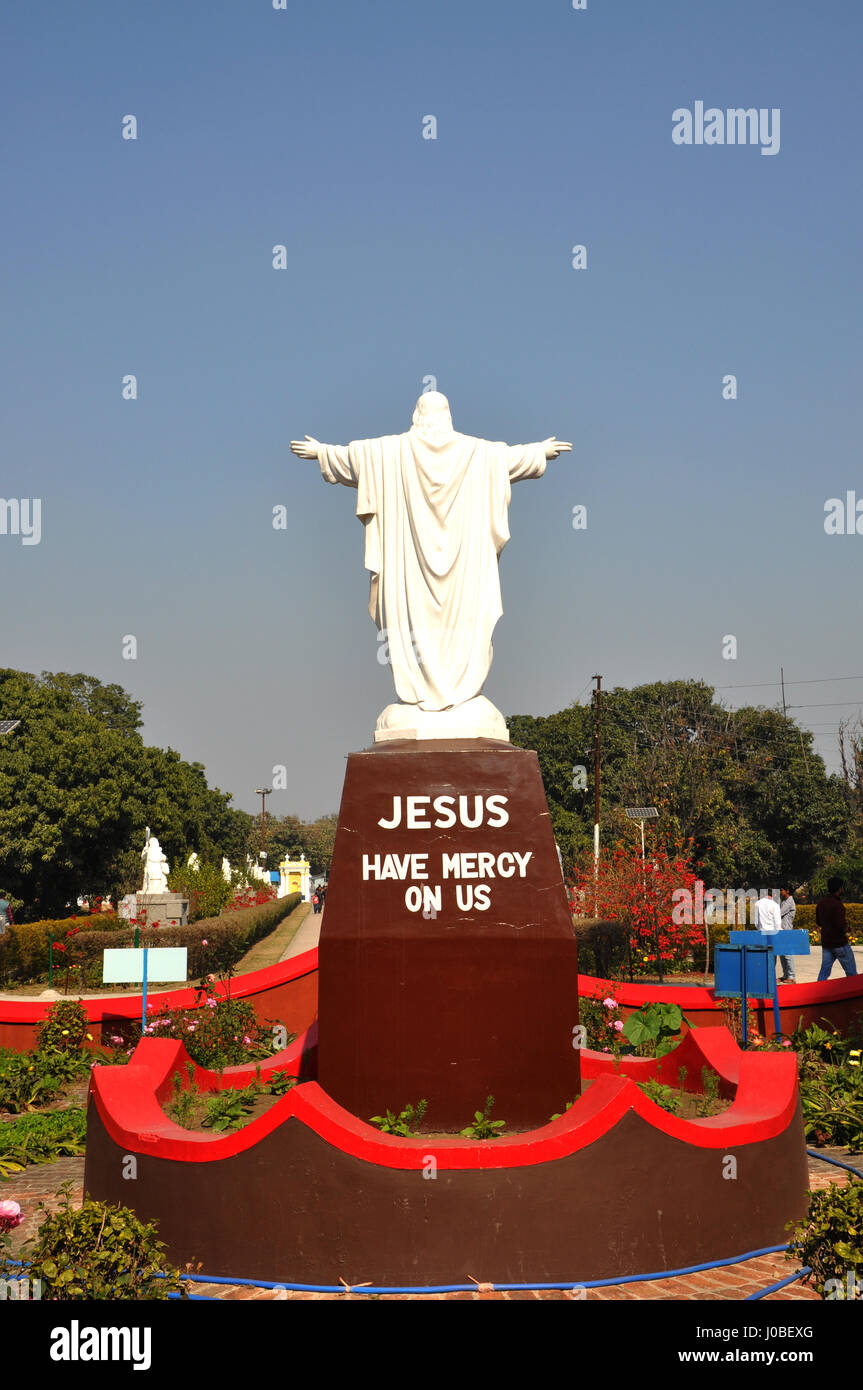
[246,812,338,877]
[0,669,252,918]
[508,680,850,888]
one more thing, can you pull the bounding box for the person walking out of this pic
[311,890,320,915]
[816,877,859,980]
[778,888,798,983]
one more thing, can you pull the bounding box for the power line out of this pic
[787,701,863,710]
[714,674,863,690]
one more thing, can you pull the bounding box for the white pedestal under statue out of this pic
[138,828,188,927]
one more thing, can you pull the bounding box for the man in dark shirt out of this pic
[815,877,859,980]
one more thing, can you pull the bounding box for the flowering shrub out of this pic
[792,1021,863,1151]
[577,993,627,1055]
[144,992,290,1070]
[225,885,277,912]
[569,843,706,977]
[34,999,90,1053]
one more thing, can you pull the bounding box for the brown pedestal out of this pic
[318,740,580,1130]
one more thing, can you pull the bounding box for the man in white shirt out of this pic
[755,892,781,932]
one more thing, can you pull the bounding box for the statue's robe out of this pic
[318,430,546,712]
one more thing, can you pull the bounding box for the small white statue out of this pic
[141,828,170,894]
[247,857,268,883]
[222,857,232,882]
[187,852,201,872]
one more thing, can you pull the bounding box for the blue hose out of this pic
[10,1156,857,1299]
[172,1244,792,1295]
[746,1267,811,1301]
[806,1149,863,1180]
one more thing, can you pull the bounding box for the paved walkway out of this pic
[4,1147,855,1300]
[280,906,322,961]
[232,901,311,973]
[781,944,863,984]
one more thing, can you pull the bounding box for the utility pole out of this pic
[780,666,787,717]
[254,787,272,862]
[593,674,602,911]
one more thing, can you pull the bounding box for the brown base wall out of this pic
[84,1097,810,1287]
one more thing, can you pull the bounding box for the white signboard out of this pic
[102,947,188,984]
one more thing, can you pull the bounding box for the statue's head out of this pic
[411,391,454,442]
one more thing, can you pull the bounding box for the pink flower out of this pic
[206,1000,217,1010]
[602,997,618,1010]
[0,1199,23,1232]
[781,1039,792,1047]
[613,1020,624,1032]
[201,939,208,947]
[242,1035,252,1045]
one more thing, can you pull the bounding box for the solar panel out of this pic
[0,720,21,736]
[624,806,658,819]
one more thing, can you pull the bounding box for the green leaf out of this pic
[623,1015,653,1047]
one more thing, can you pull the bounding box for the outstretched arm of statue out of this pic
[290,436,322,460]
[542,437,573,459]
[292,436,359,487]
[505,437,573,483]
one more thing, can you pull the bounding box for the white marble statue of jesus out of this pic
[291,392,571,741]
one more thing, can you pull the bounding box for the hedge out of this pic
[0,915,128,985]
[572,918,632,979]
[0,894,302,988]
[792,902,863,945]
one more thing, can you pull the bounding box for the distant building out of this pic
[278,853,311,903]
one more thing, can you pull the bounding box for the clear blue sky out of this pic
[2,0,861,817]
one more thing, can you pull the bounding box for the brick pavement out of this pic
[3,1146,855,1301]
